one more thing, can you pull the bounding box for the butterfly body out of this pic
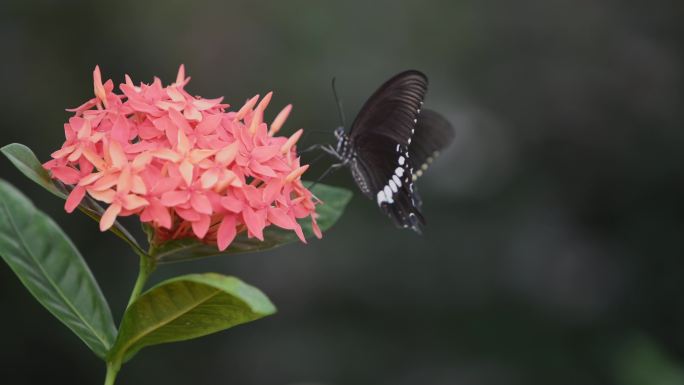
[326,70,454,233]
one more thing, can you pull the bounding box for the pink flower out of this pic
[45,65,321,251]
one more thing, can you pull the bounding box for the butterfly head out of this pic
[334,126,348,154]
[334,126,345,141]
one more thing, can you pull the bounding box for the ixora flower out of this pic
[44,65,321,251]
[0,66,352,385]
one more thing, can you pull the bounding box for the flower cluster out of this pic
[44,66,321,251]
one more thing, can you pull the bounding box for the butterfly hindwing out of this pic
[409,109,455,181]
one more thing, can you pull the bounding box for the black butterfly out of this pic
[318,70,455,233]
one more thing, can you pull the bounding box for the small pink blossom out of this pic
[45,65,321,251]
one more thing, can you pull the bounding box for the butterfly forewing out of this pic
[350,70,428,141]
[347,70,429,231]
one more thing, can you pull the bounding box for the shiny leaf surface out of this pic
[0,179,117,358]
[109,273,275,362]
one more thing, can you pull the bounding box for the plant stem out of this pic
[104,361,120,385]
[104,252,156,385]
[126,251,156,309]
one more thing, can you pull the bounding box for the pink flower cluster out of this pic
[44,66,321,251]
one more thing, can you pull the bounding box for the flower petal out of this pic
[151,200,172,229]
[249,160,277,178]
[311,215,322,239]
[51,144,77,159]
[107,141,128,169]
[220,195,243,213]
[215,142,239,165]
[251,145,280,163]
[200,168,220,189]
[93,65,108,107]
[234,94,259,121]
[242,206,265,240]
[152,148,182,162]
[88,188,116,203]
[189,149,215,164]
[175,207,200,221]
[91,173,119,191]
[65,186,86,213]
[121,194,149,211]
[175,64,186,85]
[196,113,222,134]
[51,166,81,184]
[111,115,131,143]
[285,164,309,182]
[179,159,194,186]
[269,104,292,136]
[267,207,297,230]
[280,128,303,154]
[100,202,122,231]
[160,190,191,207]
[217,215,237,251]
[190,193,212,215]
[191,215,210,239]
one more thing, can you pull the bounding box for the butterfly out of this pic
[319,70,455,233]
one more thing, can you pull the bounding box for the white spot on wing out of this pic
[398,156,405,165]
[376,190,386,205]
[389,180,398,193]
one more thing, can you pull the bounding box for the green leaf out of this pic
[614,334,684,385]
[1,143,63,196]
[1,143,144,255]
[151,182,353,263]
[0,179,117,358]
[109,273,275,363]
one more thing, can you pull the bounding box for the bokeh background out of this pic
[2,1,684,384]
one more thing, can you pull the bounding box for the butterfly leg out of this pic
[308,162,345,192]
[298,143,339,154]
[298,144,327,154]
[300,144,342,170]
[306,151,329,169]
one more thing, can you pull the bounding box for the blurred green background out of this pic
[2,1,684,384]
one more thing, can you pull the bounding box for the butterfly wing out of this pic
[409,109,455,181]
[348,70,429,232]
[349,70,428,141]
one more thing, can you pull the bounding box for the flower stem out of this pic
[104,361,120,385]
[126,251,156,309]
[104,252,156,385]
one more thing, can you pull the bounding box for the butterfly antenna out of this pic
[332,77,347,128]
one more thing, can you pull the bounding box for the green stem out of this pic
[104,361,120,385]
[104,252,156,385]
[126,252,156,309]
